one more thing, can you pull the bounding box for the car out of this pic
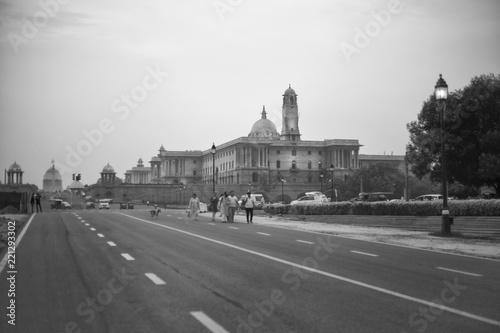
[127,202,134,209]
[86,202,95,209]
[61,201,72,209]
[99,200,110,209]
[352,192,393,202]
[120,202,127,209]
[414,194,443,201]
[290,192,329,205]
[290,196,316,205]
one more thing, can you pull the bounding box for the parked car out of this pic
[414,194,443,201]
[290,192,329,205]
[86,202,95,209]
[352,192,393,202]
[127,202,134,209]
[120,202,127,209]
[61,201,72,209]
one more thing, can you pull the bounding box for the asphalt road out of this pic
[1,208,499,333]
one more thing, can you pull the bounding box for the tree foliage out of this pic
[407,74,500,193]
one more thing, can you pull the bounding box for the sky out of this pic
[0,0,499,188]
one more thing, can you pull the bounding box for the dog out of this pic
[149,208,161,219]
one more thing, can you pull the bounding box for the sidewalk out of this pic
[249,214,500,260]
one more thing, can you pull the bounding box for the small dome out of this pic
[248,106,280,138]
[283,84,296,96]
[159,145,166,151]
[8,161,22,172]
[102,163,115,173]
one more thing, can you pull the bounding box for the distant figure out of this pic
[188,193,200,221]
[218,192,228,223]
[243,191,256,223]
[227,191,238,223]
[210,192,218,222]
[147,201,150,207]
[30,194,35,213]
[35,194,42,213]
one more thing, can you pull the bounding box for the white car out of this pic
[99,200,110,209]
[414,194,443,201]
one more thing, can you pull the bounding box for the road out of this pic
[1,208,499,332]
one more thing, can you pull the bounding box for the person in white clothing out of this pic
[242,191,256,223]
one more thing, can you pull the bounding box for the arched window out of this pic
[308,161,312,169]
[291,161,297,169]
[276,160,281,169]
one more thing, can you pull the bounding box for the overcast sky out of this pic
[1,0,499,188]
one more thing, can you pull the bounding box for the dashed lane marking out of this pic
[145,273,166,285]
[208,223,216,225]
[121,253,135,261]
[229,227,239,230]
[190,311,230,333]
[90,228,96,231]
[257,232,270,236]
[296,240,314,244]
[436,267,482,277]
[85,223,90,226]
[351,250,379,257]
[107,241,116,247]
[97,233,104,238]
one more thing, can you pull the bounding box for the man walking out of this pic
[227,191,238,223]
[35,193,42,213]
[210,192,218,222]
[243,191,256,223]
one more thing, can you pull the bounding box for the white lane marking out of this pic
[208,223,215,225]
[229,227,239,230]
[116,212,500,328]
[0,214,36,274]
[167,215,172,217]
[81,220,85,222]
[97,233,104,238]
[436,267,483,277]
[296,240,314,244]
[191,311,230,333]
[77,217,81,219]
[121,253,135,261]
[257,232,270,236]
[351,250,379,257]
[90,228,96,231]
[145,273,166,285]
[85,223,90,226]
[177,217,183,220]
[107,241,116,247]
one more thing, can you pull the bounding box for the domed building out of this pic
[6,161,24,184]
[100,163,117,185]
[248,106,280,139]
[43,161,63,192]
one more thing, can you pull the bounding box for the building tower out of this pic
[281,85,301,141]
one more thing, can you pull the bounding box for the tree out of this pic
[407,74,500,193]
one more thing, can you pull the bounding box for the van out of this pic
[99,199,111,209]
[414,194,443,201]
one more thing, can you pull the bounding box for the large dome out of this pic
[248,106,280,138]
[283,84,296,95]
[44,165,61,180]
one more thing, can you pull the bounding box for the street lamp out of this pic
[435,74,450,236]
[211,143,216,194]
[281,177,285,203]
[320,173,324,193]
[329,164,335,201]
[248,183,251,192]
[404,153,409,202]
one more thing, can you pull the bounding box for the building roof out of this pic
[248,106,280,138]
[283,84,297,95]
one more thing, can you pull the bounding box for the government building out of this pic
[90,86,403,203]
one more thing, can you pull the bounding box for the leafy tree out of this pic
[407,74,500,193]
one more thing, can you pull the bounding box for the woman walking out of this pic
[218,192,229,223]
[188,193,200,221]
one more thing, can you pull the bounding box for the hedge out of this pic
[263,200,500,216]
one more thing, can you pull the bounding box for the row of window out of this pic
[276,150,322,156]
[276,160,323,169]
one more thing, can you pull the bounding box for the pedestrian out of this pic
[30,193,35,213]
[35,193,42,213]
[188,193,200,221]
[218,192,228,223]
[243,191,256,223]
[227,191,238,223]
[147,201,150,207]
[210,192,218,221]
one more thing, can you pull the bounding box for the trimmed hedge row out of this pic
[263,200,500,216]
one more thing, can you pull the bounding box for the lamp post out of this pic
[329,164,335,201]
[248,183,251,192]
[320,173,323,193]
[404,153,409,202]
[211,143,216,194]
[281,177,285,203]
[179,186,182,205]
[435,74,450,236]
